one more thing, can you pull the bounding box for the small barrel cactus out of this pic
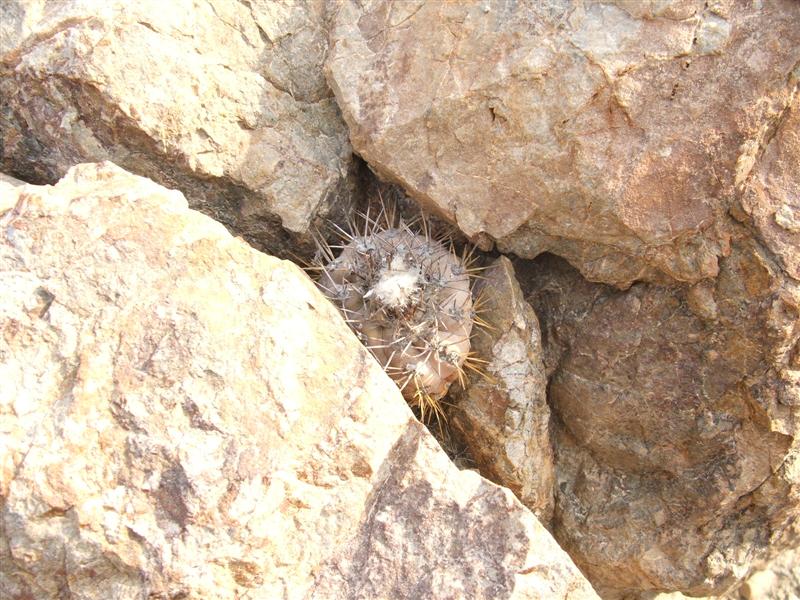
[313,205,483,421]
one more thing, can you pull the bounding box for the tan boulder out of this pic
[0,162,598,600]
[0,0,355,255]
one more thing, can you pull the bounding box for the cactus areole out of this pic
[316,223,474,418]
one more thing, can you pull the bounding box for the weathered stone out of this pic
[327,2,800,595]
[449,256,554,525]
[0,0,355,256]
[0,162,598,600]
[522,245,800,597]
[326,0,800,287]
[737,96,800,280]
[734,546,800,600]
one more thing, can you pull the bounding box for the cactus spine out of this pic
[312,201,484,423]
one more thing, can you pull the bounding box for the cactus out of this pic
[312,202,485,423]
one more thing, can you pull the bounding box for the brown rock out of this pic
[738,96,800,280]
[326,0,800,287]
[327,2,800,594]
[450,256,555,525]
[0,0,355,255]
[522,244,800,597]
[0,162,598,600]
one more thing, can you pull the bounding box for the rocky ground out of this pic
[2,1,799,599]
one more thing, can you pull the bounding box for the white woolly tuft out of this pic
[369,255,419,308]
[310,200,487,427]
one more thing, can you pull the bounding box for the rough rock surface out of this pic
[327,0,800,287]
[0,173,24,190]
[328,1,800,595]
[0,162,599,600]
[737,91,800,281]
[645,549,800,600]
[449,256,554,525]
[732,547,800,600]
[520,248,800,597]
[0,0,354,255]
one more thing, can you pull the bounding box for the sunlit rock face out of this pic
[327,0,800,288]
[0,162,599,600]
[0,0,356,256]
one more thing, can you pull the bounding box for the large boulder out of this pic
[0,0,355,255]
[521,244,800,597]
[326,0,800,287]
[0,162,598,600]
[327,1,800,595]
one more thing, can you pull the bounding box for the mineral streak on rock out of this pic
[314,209,478,421]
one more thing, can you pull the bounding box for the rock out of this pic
[737,95,800,280]
[522,245,800,597]
[0,0,355,256]
[326,0,800,287]
[0,162,599,600]
[0,172,24,191]
[449,256,554,525]
[327,2,800,595]
[734,547,800,600]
